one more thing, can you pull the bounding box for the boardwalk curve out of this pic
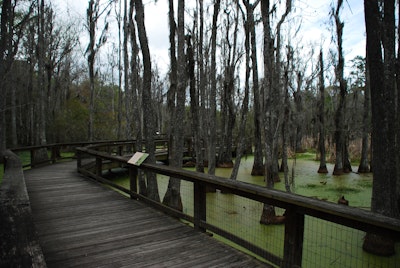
[25,161,267,267]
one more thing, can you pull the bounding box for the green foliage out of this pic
[52,98,89,142]
[295,152,316,161]
[16,151,31,167]
[49,81,120,142]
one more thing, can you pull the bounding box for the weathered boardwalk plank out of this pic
[24,162,268,267]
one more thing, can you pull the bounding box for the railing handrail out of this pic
[77,146,400,237]
[76,144,400,267]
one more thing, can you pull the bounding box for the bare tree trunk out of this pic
[166,0,177,166]
[318,49,328,173]
[218,4,240,168]
[162,0,184,211]
[362,0,397,256]
[260,0,278,224]
[282,46,292,192]
[129,0,145,195]
[116,0,125,140]
[357,56,370,173]
[10,79,17,146]
[260,0,291,224]
[34,0,48,162]
[231,2,251,180]
[0,0,32,156]
[0,0,10,157]
[134,0,160,202]
[243,0,263,176]
[87,0,96,141]
[332,0,348,175]
[396,0,400,223]
[196,0,205,173]
[207,0,221,175]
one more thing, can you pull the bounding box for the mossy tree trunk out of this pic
[135,0,160,202]
[162,0,185,211]
[332,0,348,176]
[317,50,328,174]
[362,0,397,256]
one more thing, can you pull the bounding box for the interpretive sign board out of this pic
[128,152,149,166]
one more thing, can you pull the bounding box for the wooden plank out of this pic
[24,161,269,267]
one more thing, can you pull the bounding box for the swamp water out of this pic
[109,154,399,267]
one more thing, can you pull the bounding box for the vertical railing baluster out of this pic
[282,206,304,268]
[51,146,57,164]
[194,181,206,232]
[76,149,81,169]
[129,166,138,199]
[30,149,35,168]
[96,157,102,176]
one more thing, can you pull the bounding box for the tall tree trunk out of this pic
[332,0,348,175]
[0,0,32,155]
[207,0,221,175]
[196,0,205,173]
[362,0,397,256]
[260,0,282,225]
[117,0,126,140]
[135,0,160,202]
[281,46,292,192]
[35,0,48,161]
[10,79,17,146]
[0,0,10,157]
[218,4,239,168]
[231,2,251,180]
[357,56,371,173]
[162,0,184,211]
[396,0,400,223]
[243,0,263,176]
[317,50,328,173]
[87,0,96,141]
[129,1,145,194]
[293,72,304,153]
[167,0,177,167]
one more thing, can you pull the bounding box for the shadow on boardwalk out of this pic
[25,161,268,267]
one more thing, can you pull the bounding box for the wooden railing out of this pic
[75,143,400,267]
[3,141,400,267]
[0,150,46,267]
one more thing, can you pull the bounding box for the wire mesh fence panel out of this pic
[303,216,400,267]
[206,192,285,264]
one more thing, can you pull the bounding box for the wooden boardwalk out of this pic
[24,161,268,267]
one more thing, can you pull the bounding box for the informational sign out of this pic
[128,152,149,166]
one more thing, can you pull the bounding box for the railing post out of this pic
[51,146,57,164]
[96,157,102,176]
[76,149,82,169]
[282,207,304,268]
[129,166,138,199]
[30,149,35,168]
[194,181,206,232]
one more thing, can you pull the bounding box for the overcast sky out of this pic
[52,0,366,77]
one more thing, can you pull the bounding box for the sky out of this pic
[52,0,366,78]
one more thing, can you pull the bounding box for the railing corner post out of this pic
[282,207,304,268]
